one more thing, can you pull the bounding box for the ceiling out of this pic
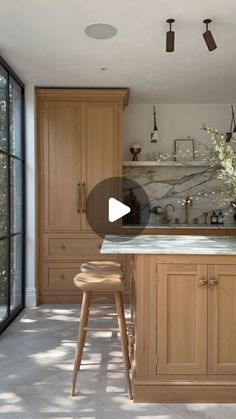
[0,0,236,103]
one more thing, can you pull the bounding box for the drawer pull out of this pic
[60,243,66,249]
[60,274,65,279]
[82,182,86,213]
[77,182,81,213]
[199,278,208,285]
[209,278,218,285]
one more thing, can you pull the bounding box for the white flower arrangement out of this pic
[204,127,236,195]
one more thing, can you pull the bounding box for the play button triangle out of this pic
[108,197,131,223]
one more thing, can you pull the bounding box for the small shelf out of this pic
[123,161,209,167]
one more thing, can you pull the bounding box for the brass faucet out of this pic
[184,196,193,224]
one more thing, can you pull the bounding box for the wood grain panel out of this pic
[43,263,82,290]
[156,263,208,374]
[43,101,81,231]
[81,102,119,232]
[208,264,236,374]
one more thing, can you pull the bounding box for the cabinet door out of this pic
[208,264,236,374]
[42,101,81,230]
[81,102,120,231]
[156,263,208,375]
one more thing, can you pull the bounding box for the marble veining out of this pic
[101,235,236,254]
[123,165,236,226]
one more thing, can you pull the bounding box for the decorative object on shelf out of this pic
[211,211,218,224]
[203,19,217,51]
[149,205,164,225]
[226,105,236,142]
[204,127,236,195]
[129,144,141,161]
[166,19,175,52]
[174,138,194,162]
[150,106,160,143]
[123,188,140,224]
[203,212,209,224]
[230,200,236,222]
[218,210,224,224]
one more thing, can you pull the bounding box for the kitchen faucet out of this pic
[184,196,193,224]
[163,203,175,224]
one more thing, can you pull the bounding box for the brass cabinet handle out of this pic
[97,243,102,250]
[60,243,65,249]
[199,278,208,285]
[209,278,218,285]
[60,274,65,279]
[77,183,81,213]
[82,182,86,213]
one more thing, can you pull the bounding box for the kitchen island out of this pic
[101,235,236,402]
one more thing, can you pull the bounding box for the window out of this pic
[0,57,25,333]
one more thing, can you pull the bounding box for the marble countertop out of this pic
[122,224,236,229]
[101,235,236,255]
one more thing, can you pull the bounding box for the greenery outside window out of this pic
[0,57,25,333]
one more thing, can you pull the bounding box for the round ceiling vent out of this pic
[84,23,117,39]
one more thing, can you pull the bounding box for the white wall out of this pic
[123,104,234,160]
[25,84,36,306]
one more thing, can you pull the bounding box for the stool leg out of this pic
[71,290,91,396]
[119,292,131,370]
[115,291,133,400]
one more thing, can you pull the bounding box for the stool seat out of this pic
[80,260,122,272]
[74,271,124,292]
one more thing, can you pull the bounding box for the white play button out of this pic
[108,197,131,223]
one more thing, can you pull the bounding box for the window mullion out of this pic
[6,70,11,316]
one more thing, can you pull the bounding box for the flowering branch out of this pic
[204,127,236,194]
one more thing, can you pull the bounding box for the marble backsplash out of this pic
[123,165,236,226]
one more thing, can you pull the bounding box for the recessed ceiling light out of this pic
[84,23,117,39]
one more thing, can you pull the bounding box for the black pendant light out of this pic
[203,19,217,51]
[226,105,236,142]
[166,19,175,52]
[150,106,160,143]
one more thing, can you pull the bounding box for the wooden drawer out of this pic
[42,263,82,290]
[44,236,110,261]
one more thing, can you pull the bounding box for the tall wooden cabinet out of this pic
[36,89,129,304]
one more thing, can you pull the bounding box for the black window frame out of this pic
[0,55,25,334]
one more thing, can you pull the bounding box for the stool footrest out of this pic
[83,327,119,332]
[89,305,115,310]
[89,313,117,318]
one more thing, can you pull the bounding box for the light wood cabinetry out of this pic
[156,263,207,375]
[36,89,129,303]
[133,254,236,402]
[208,264,236,374]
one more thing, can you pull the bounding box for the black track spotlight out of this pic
[166,19,175,52]
[226,105,236,142]
[203,19,217,51]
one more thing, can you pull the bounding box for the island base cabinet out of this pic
[133,255,236,403]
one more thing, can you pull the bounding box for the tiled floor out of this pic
[1,305,236,419]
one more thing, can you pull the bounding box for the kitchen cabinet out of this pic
[208,264,236,374]
[36,89,129,303]
[153,262,236,377]
[134,254,236,402]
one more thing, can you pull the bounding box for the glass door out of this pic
[0,58,25,333]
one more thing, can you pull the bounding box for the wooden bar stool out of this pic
[80,260,122,272]
[71,270,132,399]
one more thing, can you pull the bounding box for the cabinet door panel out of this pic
[43,101,81,230]
[81,102,119,231]
[208,264,236,374]
[156,263,208,375]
